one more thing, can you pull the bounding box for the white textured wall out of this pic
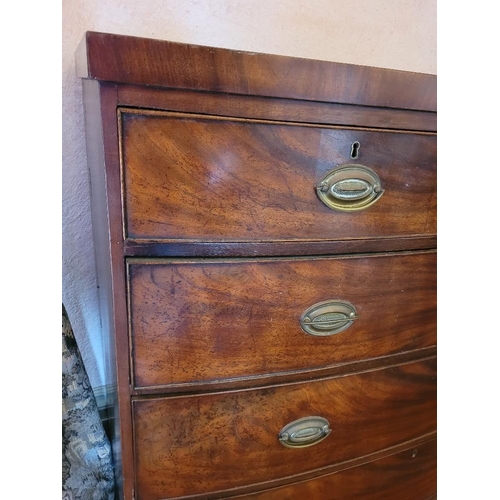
[62,0,436,389]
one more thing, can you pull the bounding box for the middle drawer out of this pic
[128,251,436,390]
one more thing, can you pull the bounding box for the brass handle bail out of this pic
[279,416,332,449]
[316,164,384,211]
[300,300,358,336]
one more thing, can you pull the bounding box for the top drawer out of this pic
[119,109,436,242]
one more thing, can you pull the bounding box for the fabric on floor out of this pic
[62,305,115,499]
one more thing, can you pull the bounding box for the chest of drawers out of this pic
[77,31,437,499]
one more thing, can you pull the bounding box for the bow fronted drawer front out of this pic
[119,110,436,244]
[133,358,436,499]
[225,438,437,500]
[127,251,436,391]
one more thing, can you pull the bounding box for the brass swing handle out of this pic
[300,300,358,337]
[279,416,332,449]
[316,164,384,212]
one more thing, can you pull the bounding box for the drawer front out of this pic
[120,110,436,242]
[128,252,436,389]
[230,438,436,500]
[133,358,436,499]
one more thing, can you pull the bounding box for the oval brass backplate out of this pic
[300,300,357,336]
[279,416,331,449]
[316,164,384,211]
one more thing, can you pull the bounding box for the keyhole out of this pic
[350,141,360,159]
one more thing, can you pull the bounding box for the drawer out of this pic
[128,251,436,390]
[229,438,436,499]
[133,358,436,499]
[119,109,436,242]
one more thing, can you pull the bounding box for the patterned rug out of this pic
[62,305,115,499]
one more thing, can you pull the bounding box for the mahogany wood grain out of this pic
[117,85,437,132]
[128,251,436,390]
[129,346,436,396]
[77,32,436,111]
[120,110,436,242]
[230,438,436,500]
[133,358,437,499]
[82,80,135,499]
[124,235,437,258]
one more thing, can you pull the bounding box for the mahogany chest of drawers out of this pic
[77,32,437,500]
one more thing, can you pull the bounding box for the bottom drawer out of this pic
[230,438,437,500]
[133,358,436,499]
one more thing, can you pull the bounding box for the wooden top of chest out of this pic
[76,31,436,112]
